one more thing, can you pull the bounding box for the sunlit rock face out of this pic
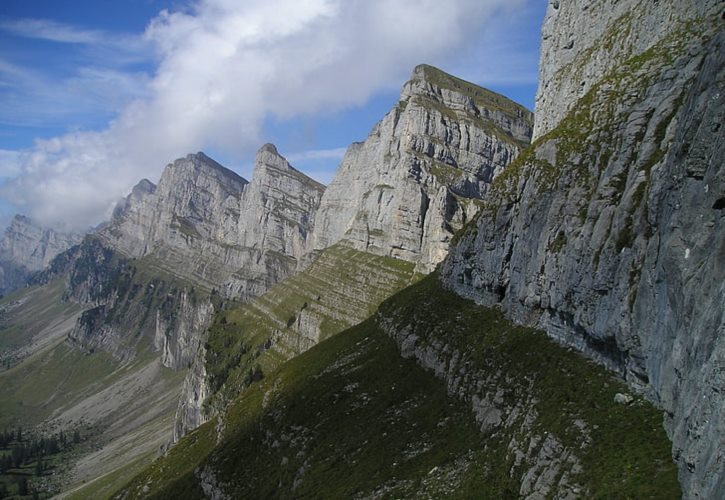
[309,64,533,272]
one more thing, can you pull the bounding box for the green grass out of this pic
[377,275,680,498]
[203,243,420,412]
[117,275,678,499]
[0,342,121,428]
[64,448,161,500]
[0,279,80,357]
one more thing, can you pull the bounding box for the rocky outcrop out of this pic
[222,144,325,299]
[99,152,248,291]
[173,342,211,441]
[100,148,324,301]
[442,2,723,498]
[309,65,533,272]
[534,0,721,139]
[174,243,419,440]
[0,215,83,294]
[54,237,213,368]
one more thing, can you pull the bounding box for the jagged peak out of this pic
[253,143,325,191]
[131,178,156,196]
[405,64,533,123]
[258,143,280,156]
[163,151,248,187]
[9,213,34,227]
[255,143,290,170]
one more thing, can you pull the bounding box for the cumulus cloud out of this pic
[1,0,526,230]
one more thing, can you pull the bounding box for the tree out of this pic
[73,429,81,444]
[35,459,43,476]
[16,426,22,442]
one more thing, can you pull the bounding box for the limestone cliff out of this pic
[99,152,248,291]
[100,148,324,300]
[222,144,325,299]
[47,147,323,370]
[442,2,723,497]
[309,65,533,271]
[0,215,83,294]
[534,0,721,139]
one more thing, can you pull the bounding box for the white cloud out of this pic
[286,147,347,163]
[0,149,23,178]
[1,0,528,230]
[0,18,105,44]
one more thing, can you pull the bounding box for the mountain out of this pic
[2,1,721,496]
[442,0,723,497]
[0,147,327,497]
[114,1,720,499]
[0,215,83,295]
[99,148,324,299]
[309,64,533,271]
[170,66,533,442]
[0,66,534,498]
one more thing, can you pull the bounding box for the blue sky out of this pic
[0,0,545,230]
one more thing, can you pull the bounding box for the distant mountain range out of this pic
[0,0,722,498]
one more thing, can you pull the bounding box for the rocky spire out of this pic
[308,64,533,271]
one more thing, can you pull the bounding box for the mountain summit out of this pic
[309,64,533,270]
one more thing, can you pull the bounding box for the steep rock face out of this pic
[0,215,83,294]
[442,3,723,498]
[174,243,419,440]
[222,144,325,298]
[78,146,323,359]
[100,148,324,300]
[310,65,533,271]
[50,238,214,369]
[99,153,248,291]
[534,0,721,138]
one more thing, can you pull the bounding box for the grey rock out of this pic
[614,393,634,405]
[442,3,723,498]
[534,0,721,139]
[0,214,83,293]
[100,148,324,300]
[309,64,533,272]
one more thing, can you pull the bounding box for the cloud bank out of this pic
[1,0,525,230]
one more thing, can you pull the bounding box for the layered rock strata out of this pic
[442,2,723,497]
[309,64,533,272]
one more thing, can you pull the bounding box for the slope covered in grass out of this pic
[118,276,678,498]
[202,242,421,411]
[0,279,81,370]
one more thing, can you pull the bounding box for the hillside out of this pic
[117,275,678,498]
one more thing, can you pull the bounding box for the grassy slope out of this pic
[0,279,81,364]
[118,276,678,499]
[0,266,190,498]
[204,243,420,410]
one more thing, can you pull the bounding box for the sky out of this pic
[0,0,546,231]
